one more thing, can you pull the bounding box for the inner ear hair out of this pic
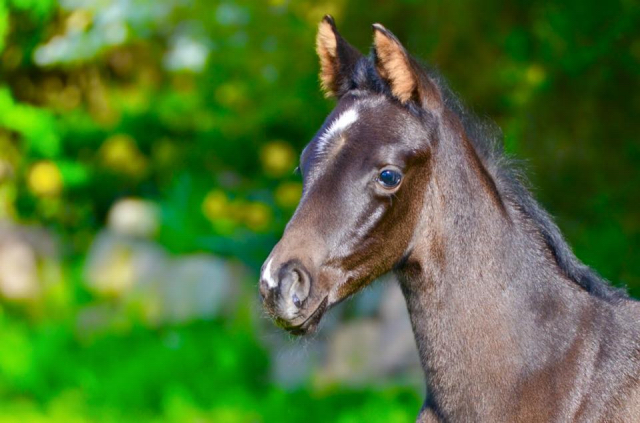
[372,24,416,103]
[316,15,363,98]
[372,23,442,111]
[317,16,339,96]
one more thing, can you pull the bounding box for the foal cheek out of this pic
[328,205,412,300]
[355,171,429,273]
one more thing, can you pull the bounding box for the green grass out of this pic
[0,311,421,422]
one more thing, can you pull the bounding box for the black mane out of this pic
[350,54,627,302]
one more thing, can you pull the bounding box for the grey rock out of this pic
[83,230,242,325]
[0,222,60,301]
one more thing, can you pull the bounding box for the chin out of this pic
[275,297,329,336]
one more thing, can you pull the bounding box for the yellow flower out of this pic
[260,141,296,177]
[100,134,148,177]
[202,190,229,221]
[27,161,63,196]
[215,83,247,109]
[243,202,272,232]
[525,64,546,87]
[66,9,93,32]
[275,182,302,209]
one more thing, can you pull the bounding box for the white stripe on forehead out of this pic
[316,107,359,156]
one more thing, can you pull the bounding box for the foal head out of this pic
[260,16,450,335]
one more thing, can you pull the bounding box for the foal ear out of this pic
[372,24,442,112]
[316,15,363,98]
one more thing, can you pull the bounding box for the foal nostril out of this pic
[279,264,311,309]
[292,293,302,308]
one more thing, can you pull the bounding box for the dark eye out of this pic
[377,169,402,189]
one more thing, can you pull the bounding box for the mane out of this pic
[350,54,628,303]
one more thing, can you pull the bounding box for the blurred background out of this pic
[0,0,638,422]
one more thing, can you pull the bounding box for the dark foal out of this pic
[259,16,640,422]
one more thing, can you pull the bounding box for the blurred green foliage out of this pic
[0,0,639,421]
[0,311,420,422]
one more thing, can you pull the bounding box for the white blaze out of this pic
[262,257,277,288]
[316,108,359,155]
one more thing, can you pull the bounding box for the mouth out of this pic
[275,297,329,336]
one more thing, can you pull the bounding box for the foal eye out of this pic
[377,169,402,189]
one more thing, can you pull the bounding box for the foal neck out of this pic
[395,119,596,418]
